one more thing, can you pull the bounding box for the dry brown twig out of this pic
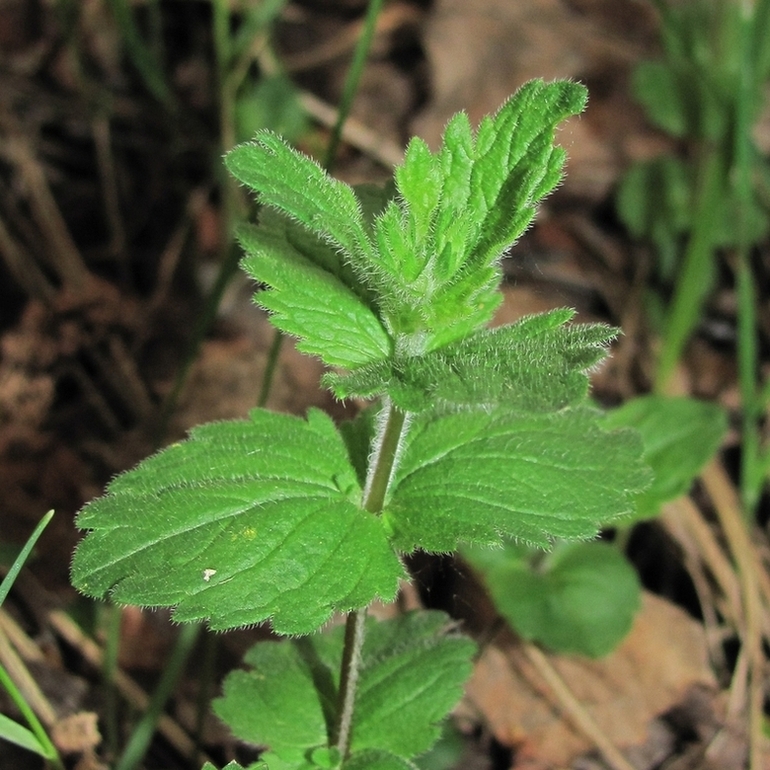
[0,109,92,293]
[699,460,768,770]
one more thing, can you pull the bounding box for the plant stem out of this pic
[363,404,407,513]
[333,607,367,757]
[333,402,408,758]
[257,323,284,407]
[0,661,64,769]
[156,0,245,439]
[114,623,201,770]
[733,0,763,519]
[324,0,385,171]
[654,143,724,392]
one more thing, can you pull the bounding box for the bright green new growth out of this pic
[227,79,588,368]
[70,79,651,769]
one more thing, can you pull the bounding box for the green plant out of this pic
[0,510,64,769]
[464,393,727,658]
[71,79,651,769]
[617,0,770,518]
[616,0,770,394]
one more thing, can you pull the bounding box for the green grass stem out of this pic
[102,603,122,761]
[0,510,54,608]
[733,0,767,521]
[106,0,173,108]
[0,664,64,769]
[114,623,201,770]
[654,144,724,392]
[0,510,63,768]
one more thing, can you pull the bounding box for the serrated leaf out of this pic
[226,133,375,267]
[325,310,616,412]
[226,80,587,372]
[463,540,641,657]
[602,395,727,521]
[214,612,474,765]
[72,409,404,634]
[238,222,391,368]
[386,407,651,552]
[369,79,587,349]
[351,612,475,758]
[214,639,332,769]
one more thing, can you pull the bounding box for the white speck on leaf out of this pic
[202,569,217,582]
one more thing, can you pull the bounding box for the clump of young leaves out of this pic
[71,79,650,769]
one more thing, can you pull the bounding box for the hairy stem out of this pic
[364,404,408,514]
[332,607,367,756]
[333,401,408,758]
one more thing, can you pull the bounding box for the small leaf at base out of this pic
[464,540,641,657]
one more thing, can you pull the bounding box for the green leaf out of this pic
[325,310,616,412]
[344,751,419,770]
[386,407,651,551]
[214,638,332,769]
[214,612,474,766]
[463,540,641,657]
[238,220,391,369]
[351,612,475,758]
[632,61,690,138]
[616,157,692,282]
[412,722,465,770]
[201,762,259,770]
[0,509,54,608]
[226,80,587,379]
[71,409,404,635]
[370,79,588,350]
[602,395,728,521]
[0,714,50,758]
[236,73,308,144]
[226,133,375,269]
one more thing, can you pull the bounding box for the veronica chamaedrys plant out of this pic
[71,79,650,770]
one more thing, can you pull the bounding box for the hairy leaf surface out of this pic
[238,221,391,368]
[214,612,474,768]
[325,309,615,411]
[227,80,587,371]
[369,79,587,349]
[72,409,404,634]
[386,407,651,551]
[226,133,374,266]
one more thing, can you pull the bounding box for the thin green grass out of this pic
[0,511,64,769]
